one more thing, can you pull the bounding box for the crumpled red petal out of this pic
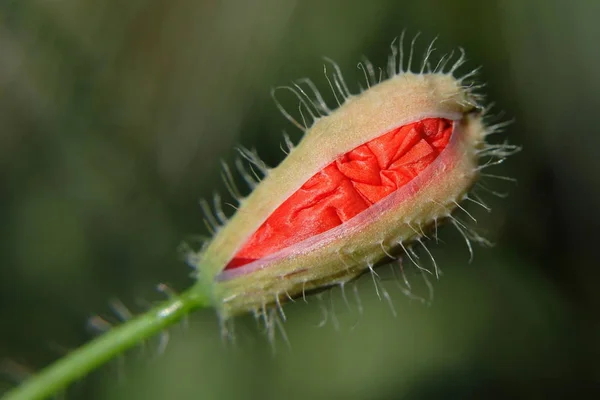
[225,118,453,270]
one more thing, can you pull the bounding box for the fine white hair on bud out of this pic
[187,34,519,331]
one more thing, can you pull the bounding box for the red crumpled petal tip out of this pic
[225,118,453,270]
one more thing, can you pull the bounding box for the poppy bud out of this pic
[189,38,514,324]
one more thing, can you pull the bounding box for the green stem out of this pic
[4,287,211,400]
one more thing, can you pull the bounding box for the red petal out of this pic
[225,118,452,269]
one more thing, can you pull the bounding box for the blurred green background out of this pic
[1,0,598,399]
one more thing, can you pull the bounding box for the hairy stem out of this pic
[4,287,211,400]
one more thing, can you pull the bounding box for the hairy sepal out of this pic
[195,72,484,319]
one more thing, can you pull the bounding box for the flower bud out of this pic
[191,40,511,323]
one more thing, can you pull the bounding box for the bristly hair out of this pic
[187,34,520,341]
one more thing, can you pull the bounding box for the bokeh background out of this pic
[1,0,599,399]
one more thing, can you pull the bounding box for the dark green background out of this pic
[1,0,598,399]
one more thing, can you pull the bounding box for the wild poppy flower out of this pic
[189,37,517,328]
